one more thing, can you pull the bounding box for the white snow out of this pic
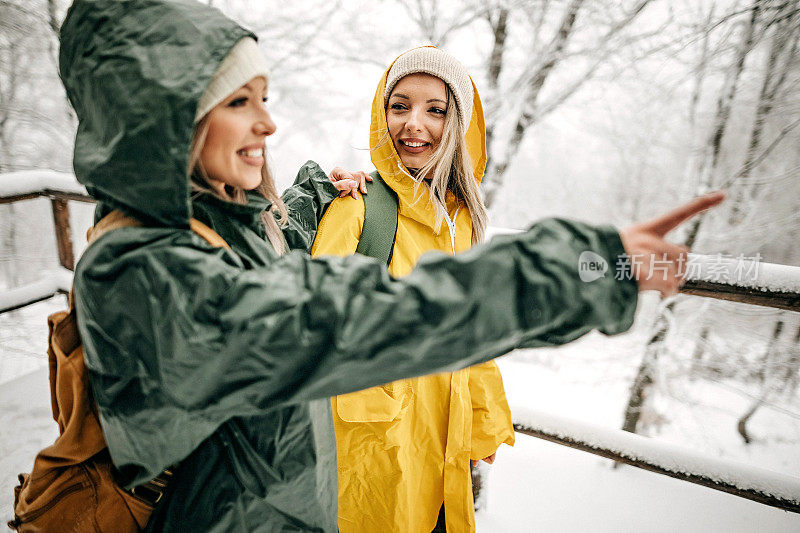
[0,368,59,523]
[486,226,522,239]
[511,405,800,505]
[0,170,86,198]
[687,253,800,293]
[475,432,800,532]
[0,269,73,312]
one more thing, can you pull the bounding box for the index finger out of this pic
[642,190,725,237]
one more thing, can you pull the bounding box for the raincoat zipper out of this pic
[396,161,461,255]
[444,206,460,255]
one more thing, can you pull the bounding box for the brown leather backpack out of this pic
[8,211,229,532]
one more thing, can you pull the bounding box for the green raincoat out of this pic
[61,0,638,531]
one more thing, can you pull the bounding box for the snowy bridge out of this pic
[2,170,800,517]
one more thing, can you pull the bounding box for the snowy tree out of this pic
[0,0,73,290]
[394,0,661,207]
[620,0,800,439]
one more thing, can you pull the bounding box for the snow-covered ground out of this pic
[476,432,799,532]
[0,367,58,524]
[479,355,800,531]
[497,335,800,476]
[0,298,66,384]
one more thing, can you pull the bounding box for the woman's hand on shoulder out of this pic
[472,452,497,467]
[329,167,373,199]
[619,190,725,297]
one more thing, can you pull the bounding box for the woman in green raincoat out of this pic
[55,0,721,531]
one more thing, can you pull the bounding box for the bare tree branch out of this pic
[722,116,800,190]
[728,7,800,223]
[47,0,59,34]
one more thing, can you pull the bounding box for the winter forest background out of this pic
[1,0,799,530]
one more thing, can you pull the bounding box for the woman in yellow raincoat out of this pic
[312,47,514,533]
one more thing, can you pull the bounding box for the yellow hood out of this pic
[369,47,487,228]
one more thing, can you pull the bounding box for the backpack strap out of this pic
[355,171,399,266]
[87,210,230,249]
[86,209,142,245]
[189,218,231,249]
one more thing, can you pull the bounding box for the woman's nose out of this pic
[255,108,277,136]
[405,108,422,132]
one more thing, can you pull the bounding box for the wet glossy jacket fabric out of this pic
[311,54,513,533]
[61,1,638,531]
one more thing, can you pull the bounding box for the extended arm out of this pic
[75,218,635,484]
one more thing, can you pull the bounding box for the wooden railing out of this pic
[680,259,800,312]
[0,170,93,273]
[1,171,92,310]
[3,172,800,516]
[512,409,800,514]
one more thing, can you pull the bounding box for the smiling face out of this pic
[386,73,448,174]
[200,76,276,193]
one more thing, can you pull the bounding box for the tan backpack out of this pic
[8,211,229,532]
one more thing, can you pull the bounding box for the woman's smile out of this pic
[398,137,432,154]
[237,144,265,166]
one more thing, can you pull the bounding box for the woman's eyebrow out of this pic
[390,94,446,105]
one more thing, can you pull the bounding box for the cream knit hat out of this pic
[384,47,474,132]
[195,37,270,122]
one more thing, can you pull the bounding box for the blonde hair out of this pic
[405,88,487,244]
[187,115,288,254]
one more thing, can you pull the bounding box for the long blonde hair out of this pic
[187,115,288,254]
[392,87,487,244]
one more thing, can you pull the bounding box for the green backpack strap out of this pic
[355,171,398,266]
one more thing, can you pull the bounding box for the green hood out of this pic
[59,0,253,227]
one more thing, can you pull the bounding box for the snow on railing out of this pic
[1,170,93,273]
[488,227,800,312]
[512,405,800,514]
[687,253,800,293]
[682,253,800,311]
[0,170,90,203]
[0,268,74,313]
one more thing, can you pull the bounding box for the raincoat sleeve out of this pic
[74,218,637,485]
[280,160,340,252]
[468,361,515,461]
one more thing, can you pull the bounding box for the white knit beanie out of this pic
[384,47,474,132]
[195,38,270,122]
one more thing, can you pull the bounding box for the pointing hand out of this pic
[619,191,725,296]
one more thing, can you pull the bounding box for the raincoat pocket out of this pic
[336,383,410,422]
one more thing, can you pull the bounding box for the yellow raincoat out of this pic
[311,52,515,533]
